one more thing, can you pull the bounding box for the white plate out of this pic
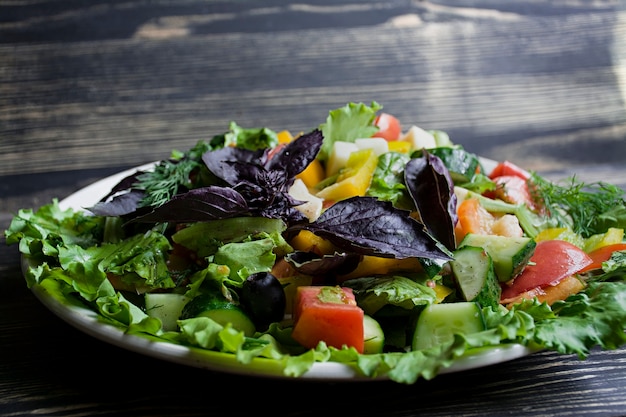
[27,158,536,381]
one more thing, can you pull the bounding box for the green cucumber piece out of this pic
[412,302,485,351]
[145,293,190,332]
[429,130,453,147]
[181,293,256,336]
[363,315,385,354]
[450,245,502,308]
[460,233,536,282]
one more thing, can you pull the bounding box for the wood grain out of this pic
[1,1,624,177]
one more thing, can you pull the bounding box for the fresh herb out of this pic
[291,196,452,261]
[93,129,323,225]
[200,128,323,223]
[129,186,250,224]
[404,150,457,251]
[133,123,280,210]
[135,140,212,208]
[531,174,626,238]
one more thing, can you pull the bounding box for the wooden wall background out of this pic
[1,1,625,179]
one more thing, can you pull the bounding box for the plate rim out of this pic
[25,156,536,381]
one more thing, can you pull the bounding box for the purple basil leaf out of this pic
[88,189,145,217]
[99,170,145,202]
[285,251,361,277]
[295,197,452,260]
[129,186,249,223]
[199,129,324,225]
[404,151,458,251]
[202,147,267,186]
[265,129,324,179]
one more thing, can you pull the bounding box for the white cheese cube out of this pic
[289,178,323,221]
[355,137,389,156]
[402,125,436,151]
[326,141,359,177]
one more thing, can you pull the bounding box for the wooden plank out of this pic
[1,3,624,177]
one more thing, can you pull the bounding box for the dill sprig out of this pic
[135,140,212,208]
[530,173,626,238]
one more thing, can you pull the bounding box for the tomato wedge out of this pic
[579,243,626,273]
[500,240,592,302]
[372,113,401,141]
[489,160,530,180]
[485,175,536,209]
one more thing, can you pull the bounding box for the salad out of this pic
[6,101,626,384]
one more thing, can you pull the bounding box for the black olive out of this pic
[240,272,286,329]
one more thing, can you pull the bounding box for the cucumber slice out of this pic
[450,245,502,308]
[181,293,256,337]
[460,233,536,282]
[412,302,485,351]
[145,293,190,332]
[363,315,385,354]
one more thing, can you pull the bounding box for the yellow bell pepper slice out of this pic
[583,227,624,253]
[277,130,294,144]
[534,227,585,248]
[289,230,337,256]
[316,149,378,202]
[387,140,412,153]
[336,255,423,282]
[296,158,326,189]
[433,283,454,303]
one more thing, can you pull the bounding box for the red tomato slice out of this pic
[579,243,626,273]
[291,286,364,353]
[485,175,536,209]
[489,160,530,180]
[372,113,401,141]
[500,240,592,302]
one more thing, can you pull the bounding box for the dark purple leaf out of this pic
[198,129,324,225]
[293,197,452,260]
[202,147,267,186]
[285,251,361,277]
[99,170,145,202]
[88,189,145,217]
[129,186,249,223]
[404,151,457,251]
[265,129,324,180]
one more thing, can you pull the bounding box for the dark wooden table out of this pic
[2,1,626,416]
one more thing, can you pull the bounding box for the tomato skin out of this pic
[372,113,402,141]
[485,175,536,209]
[489,160,530,180]
[579,243,626,273]
[500,240,592,302]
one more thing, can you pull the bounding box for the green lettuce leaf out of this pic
[343,275,437,316]
[318,101,382,161]
[5,200,104,259]
[533,282,626,357]
[367,152,412,208]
